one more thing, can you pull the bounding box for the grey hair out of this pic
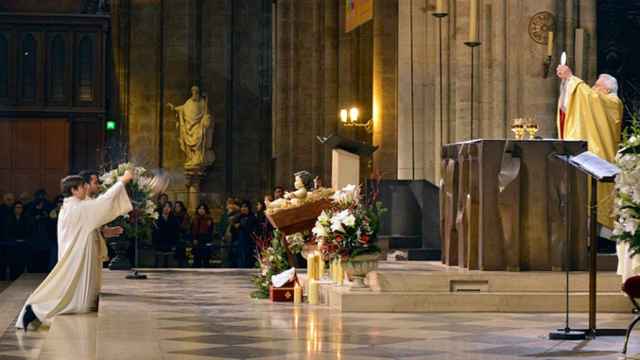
[599,74,618,96]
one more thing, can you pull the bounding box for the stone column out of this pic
[127,0,162,169]
[185,167,205,213]
[372,0,398,180]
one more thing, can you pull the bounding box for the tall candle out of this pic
[436,0,448,14]
[307,254,316,281]
[547,31,554,57]
[308,280,319,304]
[337,261,344,286]
[318,256,325,280]
[468,0,479,43]
[293,283,302,305]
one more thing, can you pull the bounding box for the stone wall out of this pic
[111,0,272,202]
[272,0,398,187]
[398,0,598,183]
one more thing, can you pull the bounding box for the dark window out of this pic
[0,34,7,98]
[51,35,65,100]
[22,34,36,100]
[78,36,93,102]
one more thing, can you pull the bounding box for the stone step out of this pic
[329,288,633,313]
[368,270,624,293]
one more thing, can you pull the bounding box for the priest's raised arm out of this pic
[556,65,623,229]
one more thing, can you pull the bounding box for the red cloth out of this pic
[559,109,566,140]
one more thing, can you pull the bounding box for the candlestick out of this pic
[468,0,479,43]
[547,31,554,57]
[293,282,302,305]
[308,280,319,305]
[435,0,448,15]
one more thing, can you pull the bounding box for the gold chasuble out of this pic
[557,75,623,229]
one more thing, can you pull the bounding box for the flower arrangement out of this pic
[614,112,640,254]
[100,163,161,240]
[252,230,289,298]
[312,183,386,261]
[285,231,307,254]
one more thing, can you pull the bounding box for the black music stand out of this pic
[550,151,624,339]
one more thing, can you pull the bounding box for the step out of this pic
[328,288,632,313]
[368,270,624,293]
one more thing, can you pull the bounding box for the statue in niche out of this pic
[167,86,215,171]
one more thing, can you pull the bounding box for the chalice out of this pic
[511,118,525,140]
[525,120,539,140]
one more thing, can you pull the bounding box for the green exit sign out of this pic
[106,120,116,131]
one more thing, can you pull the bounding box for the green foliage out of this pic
[251,232,290,298]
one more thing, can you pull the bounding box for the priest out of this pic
[16,170,133,330]
[556,65,630,278]
[556,65,623,227]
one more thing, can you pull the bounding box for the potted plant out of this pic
[312,184,386,288]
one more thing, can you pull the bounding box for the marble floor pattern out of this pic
[0,270,640,359]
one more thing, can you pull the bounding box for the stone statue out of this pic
[167,86,215,171]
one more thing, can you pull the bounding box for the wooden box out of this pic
[269,278,299,302]
[269,286,295,302]
[266,198,332,235]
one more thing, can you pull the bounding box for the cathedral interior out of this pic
[1,1,640,359]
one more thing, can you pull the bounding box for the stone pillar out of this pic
[185,168,205,213]
[372,0,398,180]
[127,0,162,169]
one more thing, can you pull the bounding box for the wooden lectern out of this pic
[317,134,378,189]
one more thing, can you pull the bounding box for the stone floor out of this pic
[0,270,640,359]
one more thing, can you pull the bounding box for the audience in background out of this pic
[153,202,179,268]
[4,202,32,280]
[191,203,213,267]
[273,186,285,200]
[172,201,190,268]
[254,200,271,240]
[156,193,169,214]
[0,182,290,275]
[28,199,50,273]
[234,200,257,268]
[225,199,241,267]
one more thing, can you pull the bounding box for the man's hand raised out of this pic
[556,65,573,80]
[102,226,124,239]
[119,170,134,185]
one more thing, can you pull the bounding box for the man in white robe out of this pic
[16,171,133,330]
[79,170,124,288]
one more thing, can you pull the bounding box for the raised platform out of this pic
[326,261,632,313]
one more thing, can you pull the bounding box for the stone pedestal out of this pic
[185,167,205,214]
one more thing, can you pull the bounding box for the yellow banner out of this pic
[345,0,373,33]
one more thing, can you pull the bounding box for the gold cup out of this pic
[511,118,525,140]
[525,119,539,140]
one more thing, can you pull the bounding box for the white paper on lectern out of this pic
[569,151,620,180]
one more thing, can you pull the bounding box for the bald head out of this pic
[594,74,618,96]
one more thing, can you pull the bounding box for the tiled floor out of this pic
[1,270,640,359]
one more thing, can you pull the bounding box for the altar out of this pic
[440,139,589,271]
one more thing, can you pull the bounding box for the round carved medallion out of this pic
[529,11,556,44]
